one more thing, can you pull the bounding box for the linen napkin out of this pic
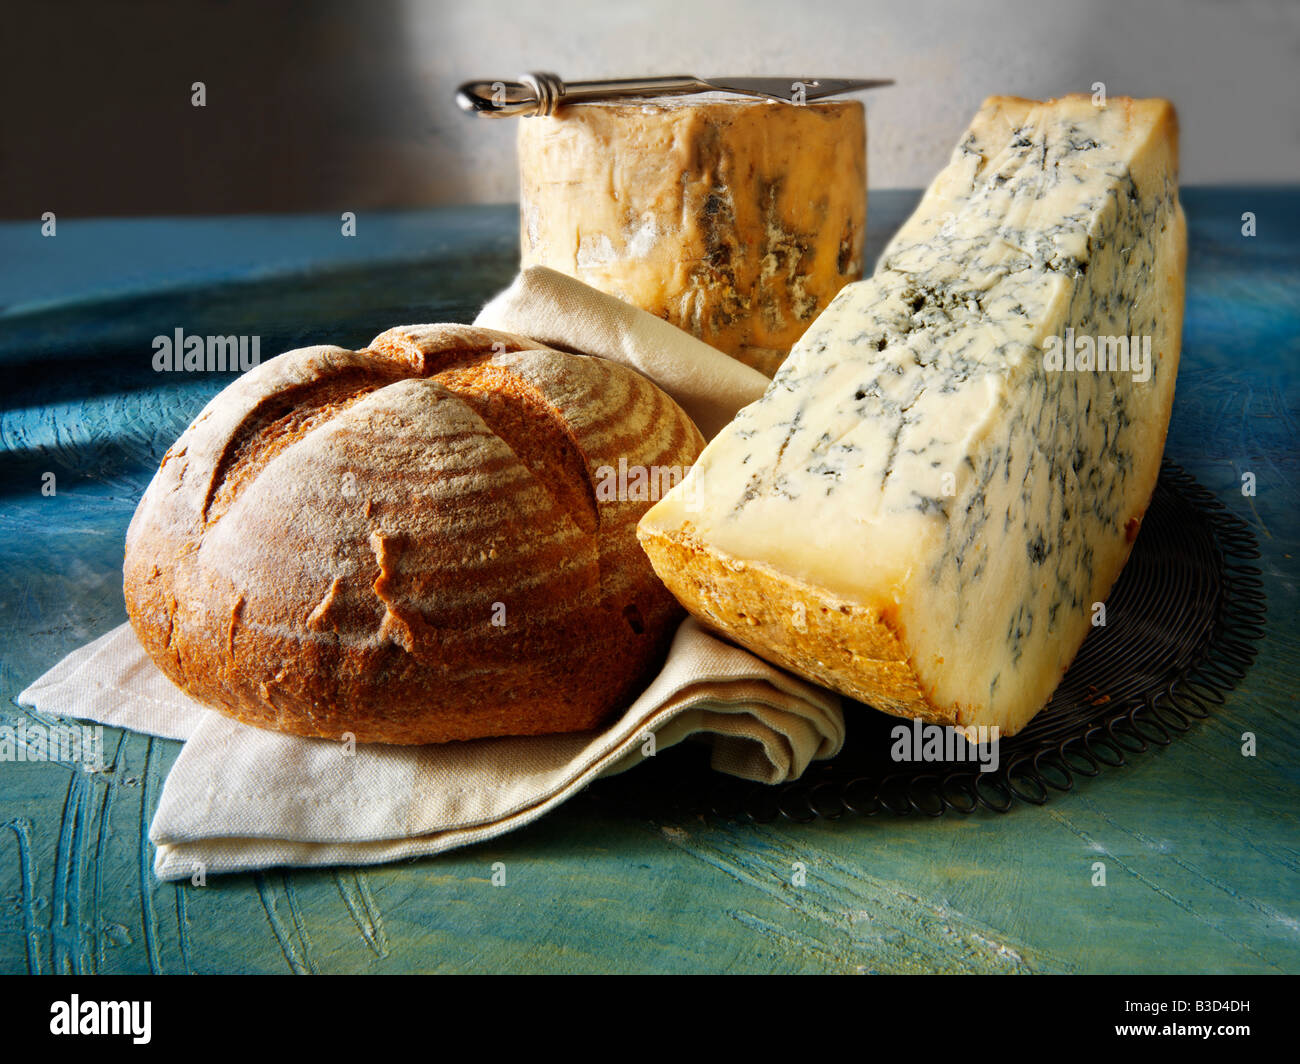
[476,266,768,438]
[16,266,843,881]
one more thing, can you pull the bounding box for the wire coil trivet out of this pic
[587,462,1267,822]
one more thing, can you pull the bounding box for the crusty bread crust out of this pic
[124,324,704,744]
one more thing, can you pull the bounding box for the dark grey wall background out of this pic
[3,0,1297,219]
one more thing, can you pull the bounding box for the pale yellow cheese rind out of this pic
[518,96,866,376]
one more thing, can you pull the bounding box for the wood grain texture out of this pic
[0,191,1296,974]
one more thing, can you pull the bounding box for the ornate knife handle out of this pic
[456,73,707,118]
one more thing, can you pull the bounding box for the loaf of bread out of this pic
[124,324,705,744]
[638,96,1186,737]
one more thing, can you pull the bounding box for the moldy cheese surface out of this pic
[518,95,866,376]
[638,95,1187,736]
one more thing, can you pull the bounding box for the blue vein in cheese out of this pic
[641,96,1186,733]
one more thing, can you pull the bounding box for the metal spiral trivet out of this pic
[586,462,1267,822]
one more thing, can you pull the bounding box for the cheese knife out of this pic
[456,72,894,118]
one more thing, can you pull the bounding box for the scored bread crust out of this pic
[124,324,705,744]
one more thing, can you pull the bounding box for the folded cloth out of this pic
[476,266,769,438]
[19,620,843,880]
[16,267,843,881]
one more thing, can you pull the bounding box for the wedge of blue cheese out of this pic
[638,95,1186,736]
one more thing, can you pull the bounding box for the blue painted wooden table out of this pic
[1,189,1296,974]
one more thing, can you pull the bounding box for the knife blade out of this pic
[456,73,894,117]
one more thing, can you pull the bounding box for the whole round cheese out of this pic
[517,95,866,375]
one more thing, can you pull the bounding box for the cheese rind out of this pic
[638,95,1186,736]
[517,96,866,376]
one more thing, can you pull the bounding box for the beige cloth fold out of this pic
[476,265,769,438]
[16,266,842,881]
